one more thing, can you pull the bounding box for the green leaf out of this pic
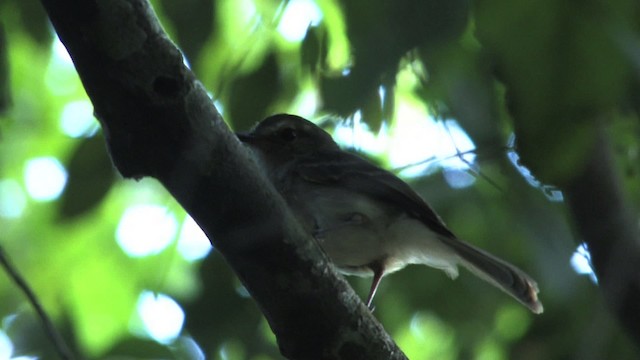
[158,0,215,64]
[12,0,52,46]
[104,337,175,359]
[59,133,116,219]
[300,25,328,74]
[475,0,634,183]
[67,253,140,356]
[227,53,281,131]
[361,87,383,133]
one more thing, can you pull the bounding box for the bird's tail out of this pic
[442,236,544,314]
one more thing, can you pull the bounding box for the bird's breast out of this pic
[284,183,399,271]
[283,181,460,278]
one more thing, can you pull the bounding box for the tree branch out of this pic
[37,0,406,358]
[562,125,640,345]
[0,245,75,360]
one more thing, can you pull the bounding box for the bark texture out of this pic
[38,0,407,358]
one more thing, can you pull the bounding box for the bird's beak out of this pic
[237,131,268,149]
[236,132,255,143]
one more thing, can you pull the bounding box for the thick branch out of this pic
[38,0,406,358]
[562,126,640,345]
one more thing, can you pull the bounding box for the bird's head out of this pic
[237,114,339,161]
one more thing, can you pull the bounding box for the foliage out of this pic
[0,0,639,359]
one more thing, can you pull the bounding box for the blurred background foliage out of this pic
[0,0,639,359]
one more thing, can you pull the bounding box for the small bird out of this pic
[237,114,543,314]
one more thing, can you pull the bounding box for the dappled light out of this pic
[333,110,388,154]
[116,204,178,257]
[333,109,476,185]
[391,111,476,181]
[396,312,456,359]
[59,100,99,138]
[571,244,598,284]
[24,157,67,201]
[493,305,531,341]
[45,38,80,96]
[1,0,638,358]
[277,0,323,42]
[0,179,26,218]
[218,340,247,360]
[177,215,212,261]
[506,135,564,202]
[0,330,11,360]
[0,324,38,360]
[290,85,319,118]
[137,291,185,344]
[178,336,206,360]
[52,37,72,66]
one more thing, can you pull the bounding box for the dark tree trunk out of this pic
[37,0,407,358]
[562,127,640,346]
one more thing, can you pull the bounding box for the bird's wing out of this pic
[294,150,456,239]
[295,151,544,314]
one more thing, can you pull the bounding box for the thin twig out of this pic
[442,121,505,192]
[0,244,75,360]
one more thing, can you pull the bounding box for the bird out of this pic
[236,113,543,314]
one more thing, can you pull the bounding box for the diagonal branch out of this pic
[37,0,406,358]
[0,244,75,360]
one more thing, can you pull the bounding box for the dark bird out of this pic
[237,114,543,314]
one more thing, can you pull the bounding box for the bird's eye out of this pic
[279,128,297,142]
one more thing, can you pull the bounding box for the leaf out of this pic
[158,0,215,64]
[475,0,634,183]
[361,87,383,133]
[66,252,141,356]
[13,0,52,46]
[320,71,373,117]
[341,0,469,75]
[300,25,328,74]
[381,82,395,128]
[104,338,175,359]
[59,133,116,219]
[416,42,503,147]
[227,53,282,131]
[321,0,469,120]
